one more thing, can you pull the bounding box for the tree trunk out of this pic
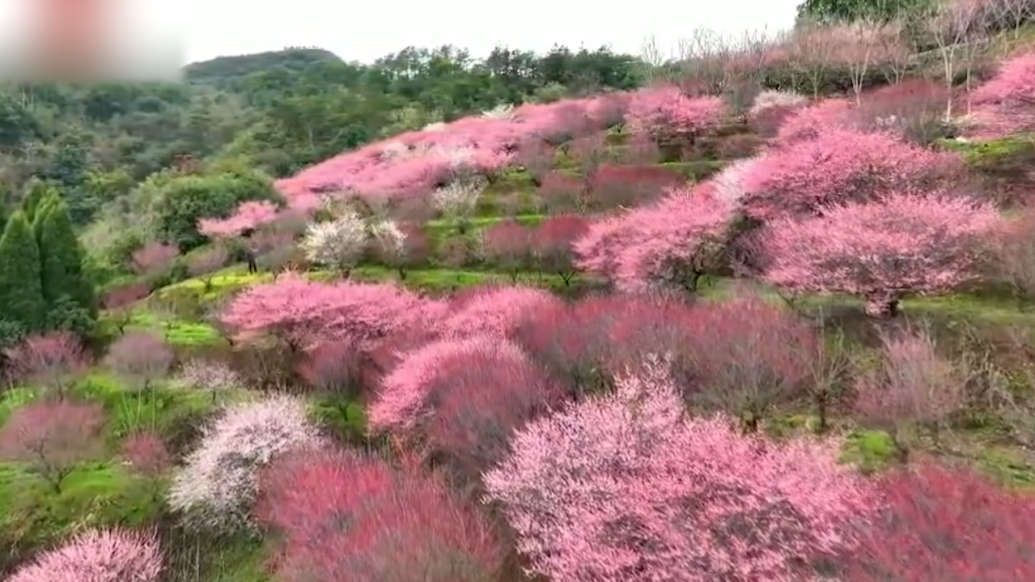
[864,293,901,318]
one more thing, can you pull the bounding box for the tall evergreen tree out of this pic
[36,197,98,318]
[21,179,58,223]
[32,190,59,244]
[0,211,45,333]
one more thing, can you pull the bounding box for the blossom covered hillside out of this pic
[8,5,1035,582]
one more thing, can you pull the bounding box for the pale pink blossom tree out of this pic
[166,395,324,533]
[5,528,163,582]
[483,355,875,582]
[131,242,179,278]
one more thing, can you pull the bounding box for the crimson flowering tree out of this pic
[587,164,684,210]
[131,242,179,278]
[854,328,967,459]
[102,283,151,335]
[119,430,172,477]
[0,399,106,492]
[740,128,964,221]
[3,331,89,397]
[197,200,280,239]
[531,215,589,285]
[514,292,703,396]
[625,86,727,156]
[845,461,1035,582]
[5,528,163,582]
[484,356,875,582]
[368,336,563,486]
[259,449,503,582]
[104,331,174,392]
[611,184,737,292]
[618,134,662,165]
[538,171,587,214]
[186,246,230,292]
[481,219,533,280]
[758,193,1004,316]
[256,447,396,555]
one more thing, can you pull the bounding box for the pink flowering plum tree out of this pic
[186,245,230,292]
[625,86,727,160]
[197,200,280,240]
[101,282,151,336]
[3,331,88,397]
[747,89,809,137]
[679,290,821,431]
[774,98,856,145]
[573,212,646,284]
[220,273,442,352]
[104,331,174,392]
[368,336,563,486]
[587,164,684,210]
[531,215,589,285]
[481,220,533,280]
[853,327,968,459]
[968,50,1035,138]
[483,356,875,582]
[0,399,106,493]
[439,284,562,339]
[757,193,1004,317]
[611,183,738,292]
[5,528,163,582]
[119,430,172,477]
[740,128,964,221]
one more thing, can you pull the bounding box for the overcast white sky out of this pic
[178,0,803,64]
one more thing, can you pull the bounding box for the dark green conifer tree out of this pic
[36,197,98,319]
[0,211,45,333]
[21,179,56,223]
